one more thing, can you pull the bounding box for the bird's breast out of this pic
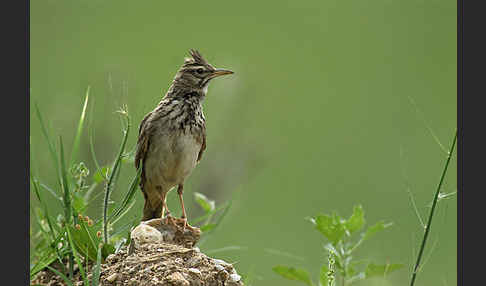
[144,130,202,189]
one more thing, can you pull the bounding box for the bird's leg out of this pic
[159,190,177,227]
[177,184,196,232]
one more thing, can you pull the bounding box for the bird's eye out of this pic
[196,68,204,74]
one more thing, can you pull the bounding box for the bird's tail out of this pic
[141,183,164,221]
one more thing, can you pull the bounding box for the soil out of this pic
[31,219,244,286]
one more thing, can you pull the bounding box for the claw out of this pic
[180,217,197,233]
[181,217,187,232]
[164,214,178,228]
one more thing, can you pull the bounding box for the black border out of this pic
[459,0,485,285]
[7,0,29,284]
[457,0,462,284]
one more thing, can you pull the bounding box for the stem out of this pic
[410,130,457,286]
[103,111,130,244]
[68,253,74,279]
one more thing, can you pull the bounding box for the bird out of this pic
[135,49,234,231]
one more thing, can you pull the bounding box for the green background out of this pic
[30,0,457,285]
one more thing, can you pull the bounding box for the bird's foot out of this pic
[163,214,178,228]
[179,217,197,233]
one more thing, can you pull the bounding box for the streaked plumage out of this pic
[135,50,233,229]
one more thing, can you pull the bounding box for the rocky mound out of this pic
[32,218,244,286]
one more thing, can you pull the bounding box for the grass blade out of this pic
[66,226,88,286]
[38,181,62,202]
[410,130,457,286]
[107,165,141,223]
[30,247,57,279]
[30,177,59,238]
[70,86,90,166]
[59,137,73,224]
[103,109,130,244]
[89,132,102,173]
[34,103,60,181]
[92,243,103,286]
[46,266,74,286]
[192,201,231,224]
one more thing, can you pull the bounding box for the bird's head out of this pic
[170,49,234,96]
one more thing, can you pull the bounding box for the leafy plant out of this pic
[30,91,234,284]
[192,191,233,241]
[273,205,403,286]
[30,92,141,283]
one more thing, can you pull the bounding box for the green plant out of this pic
[409,130,457,286]
[273,205,403,286]
[30,89,233,284]
[192,191,233,244]
[30,91,141,283]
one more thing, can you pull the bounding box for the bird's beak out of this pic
[209,68,234,79]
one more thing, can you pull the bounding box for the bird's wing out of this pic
[197,130,206,163]
[135,112,153,188]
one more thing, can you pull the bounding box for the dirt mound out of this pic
[99,242,242,286]
[32,219,244,286]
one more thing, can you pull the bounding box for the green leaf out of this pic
[101,243,116,259]
[30,247,57,279]
[46,266,74,286]
[70,86,90,166]
[319,265,329,286]
[200,224,217,232]
[273,265,314,286]
[34,103,60,177]
[72,192,87,213]
[93,166,109,183]
[107,165,142,223]
[197,199,233,246]
[66,226,88,285]
[345,205,365,234]
[68,223,100,262]
[313,214,346,245]
[362,221,392,242]
[192,200,231,224]
[92,243,103,286]
[194,192,215,213]
[59,137,72,224]
[103,110,130,244]
[364,263,404,278]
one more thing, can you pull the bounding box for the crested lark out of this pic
[135,49,233,231]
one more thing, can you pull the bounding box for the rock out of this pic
[230,273,242,282]
[105,273,118,283]
[166,271,190,286]
[130,223,163,248]
[213,258,230,266]
[188,268,201,275]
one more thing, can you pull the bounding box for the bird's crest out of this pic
[183,49,210,67]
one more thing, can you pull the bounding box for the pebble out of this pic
[188,268,202,275]
[106,254,116,262]
[229,273,241,282]
[213,258,230,266]
[167,272,190,286]
[106,273,118,283]
[215,264,225,271]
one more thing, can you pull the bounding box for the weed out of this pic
[273,205,403,286]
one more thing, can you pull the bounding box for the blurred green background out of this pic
[30,0,456,285]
